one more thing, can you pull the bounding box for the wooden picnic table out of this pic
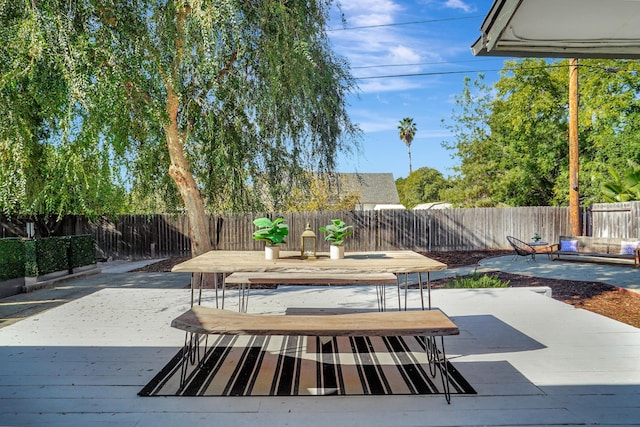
[170,251,455,402]
[172,250,447,310]
[171,250,447,274]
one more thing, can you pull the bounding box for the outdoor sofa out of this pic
[549,235,640,267]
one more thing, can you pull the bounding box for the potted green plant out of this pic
[319,219,353,260]
[532,232,541,242]
[252,217,289,260]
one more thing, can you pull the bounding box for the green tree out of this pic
[0,4,127,219]
[396,167,450,209]
[1,1,359,255]
[601,161,640,202]
[441,74,502,207]
[284,174,361,212]
[442,59,640,207]
[398,117,417,174]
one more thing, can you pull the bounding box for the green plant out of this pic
[68,235,96,268]
[35,237,70,275]
[445,270,510,289]
[252,217,288,246]
[532,232,541,242]
[23,239,38,277]
[0,238,26,281]
[319,219,353,246]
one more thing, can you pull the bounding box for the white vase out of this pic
[329,245,344,260]
[265,245,279,260]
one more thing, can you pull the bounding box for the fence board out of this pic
[0,205,600,260]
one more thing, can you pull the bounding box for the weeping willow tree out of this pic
[0,3,128,219]
[1,1,359,255]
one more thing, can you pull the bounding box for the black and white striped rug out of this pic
[139,335,475,397]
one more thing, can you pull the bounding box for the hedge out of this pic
[0,238,25,281]
[68,234,96,268]
[36,237,71,276]
[0,235,96,280]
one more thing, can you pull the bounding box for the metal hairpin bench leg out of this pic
[424,335,452,404]
[178,331,209,391]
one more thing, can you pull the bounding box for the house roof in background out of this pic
[413,202,452,210]
[338,173,400,205]
[472,0,640,59]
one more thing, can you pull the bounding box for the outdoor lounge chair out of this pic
[506,236,536,261]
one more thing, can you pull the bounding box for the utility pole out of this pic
[569,58,581,236]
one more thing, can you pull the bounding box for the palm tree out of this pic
[398,117,417,174]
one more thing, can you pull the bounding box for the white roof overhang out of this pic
[472,0,640,59]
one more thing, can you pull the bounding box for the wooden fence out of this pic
[3,207,580,260]
[590,201,640,238]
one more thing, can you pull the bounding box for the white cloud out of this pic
[388,45,421,64]
[443,0,475,13]
[339,0,403,16]
[330,1,433,94]
[358,77,423,94]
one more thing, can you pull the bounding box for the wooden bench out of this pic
[550,235,640,267]
[171,305,459,402]
[224,272,398,286]
[172,305,459,337]
[225,272,399,312]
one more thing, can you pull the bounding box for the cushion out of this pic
[620,241,640,255]
[560,239,578,252]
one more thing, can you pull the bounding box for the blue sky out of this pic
[328,0,505,180]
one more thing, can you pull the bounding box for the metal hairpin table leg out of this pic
[190,273,205,307]
[375,284,387,311]
[396,275,402,311]
[404,273,409,311]
[190,273,196,307]
[211,273,227,309]
[213,273,219,308]
[427,271,432,310]
[417,272,432,310]
[418,272,424,310]
[238,282,250,313]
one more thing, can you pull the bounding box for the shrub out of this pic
[445,270,510,288]
[69,235,96,268]
[1,235,96,281]
[24,239,38,277]
[35,237,70,275]
[0,238,25,281]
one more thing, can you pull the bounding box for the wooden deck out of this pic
[1,257,639,426]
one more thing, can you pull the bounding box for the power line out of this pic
[351,58,505,70]
[328,15,484,32]
[353,64,573,80]
[354,69,502,79]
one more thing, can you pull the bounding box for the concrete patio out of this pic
[0,257,639,426]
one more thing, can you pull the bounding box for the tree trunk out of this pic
[408,147,413,175]
[163,5,212,258]
[165,86,212,257]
